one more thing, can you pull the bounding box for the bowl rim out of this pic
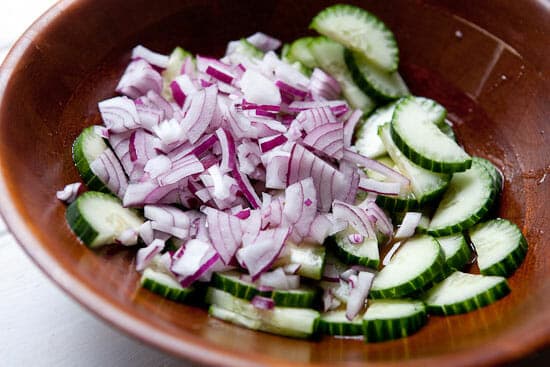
[0,1,548,366]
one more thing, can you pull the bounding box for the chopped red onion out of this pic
[394,212,422,240]
[56,182,83,204]
[383,241,403,266]
[343,148,410,189]
[131,45,169,69]
[343,109,363,147]
[236,226,290,280]
[251,296,276,310]
[359,177,401,196]
[171,239,220,287]
[259,267,299,289]
[90,149,128,198]
[136,239,165,271]
[332,201,376,239]
[348,233,364,244]
[98,96,140,133]
[203,207,243,264]
[116,59,162,99]
[246,32,281,52]
[346,271,375,320]
[116,228,139,246]
[283,178,317,240]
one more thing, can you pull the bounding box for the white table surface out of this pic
[1,2,547,367]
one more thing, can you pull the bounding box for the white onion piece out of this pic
[144,155,172,179]
[56,182,82,204]
[346,271,375,321]
[394,212,422,240]
[138,221,155,245]
[246,32,281,52]
[171,239,220,287]
[203,207,243,264]
[131,45,169,68]
[259,267,300,289]
[343,109,363,147]
[240,69,281,106]
[98,96,140,133]
[283,178,317,240]
[136,239,165,272]
[251,296,276,310]
[153,118,185,146]
[343,148,410,189]
[236,226,290,280]
[359,177,401,196]
[90,149,128,199]
[116,59,162,99]
[332,201,376,238]
[116,228,139,246]
[383,241,403,266]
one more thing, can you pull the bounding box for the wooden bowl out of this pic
[0,0,548,366]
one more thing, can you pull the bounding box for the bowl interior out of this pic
[0,0,548,366]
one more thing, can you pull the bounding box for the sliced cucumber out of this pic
[379,122,450,204]
[327,226,379,268]
[310,4,399,72]
[211,270,320,308]
[271,286,321,308]
[205,288,320,338]
[370,235,444,298]
[437,234,472,278]
[363,299,427,342]
[72,126,110,193]
[162,47,193,99]
[141,267,194,302]
[427,159,496,236]
[308,37,376,113]
[422,271,510,315]
[391,97,472,173]
[473,157,503,195]
[211,270,270,301]
[275,242,326,280]
[286,37,318,69]
[354,101,398,158]
[469,218,528,277]
[318,309,364,336]
[65,191,144,248]
[345,49,408,101]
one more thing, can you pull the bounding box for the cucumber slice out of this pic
[468,218,528,277]
[162,47,193,98]
[211,270,321,308]
[287,37,317,69]
[308,37,376,113]
[310,4,399,72]
[391,97,472,173]
[327,226,379,268]
[281,43,310,76]
[271,286,321,308]
[438,119,456,141]
[370,235,444,298]
[363,299,427,342]
[276,242,326,280]
[473,157,503,194]
[422,271,510,315]
[427,159,496,236]
[205,288,320,338]
[379,123,450,204]
[354,101,398,158]
[65,191,144,248]
[140,267,194,302]
[72,126,110,193]
[231,39,263,59]
[211,270,270,301]
[318,310,364,336]
[437,234,472,278]
[345,49,408,101]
